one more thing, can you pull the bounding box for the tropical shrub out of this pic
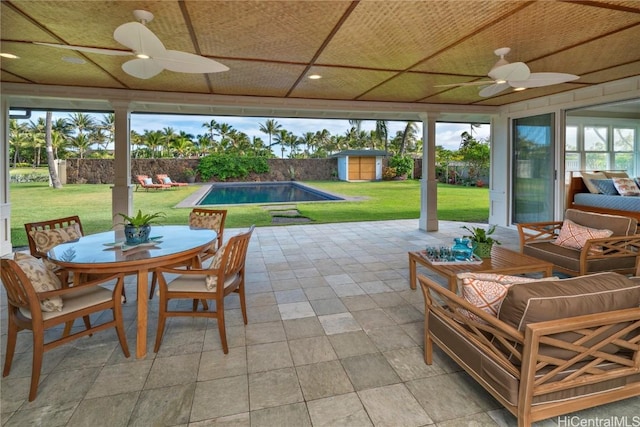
[197,154,270,181]
[382,166,397,180]
[388,155,413,177]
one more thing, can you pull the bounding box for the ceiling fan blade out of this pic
[479,82,510,97]
[121,58,163,79]
[34,42,132,56]
[509,72,580,88]
[114,22,165,57]
[488,62,530,82]
[154,50,229,73]
[434,80,495,88]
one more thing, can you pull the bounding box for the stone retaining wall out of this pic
[65,158,338,184]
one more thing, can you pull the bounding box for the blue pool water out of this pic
[197,182,343,205]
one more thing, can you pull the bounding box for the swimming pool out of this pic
[197,182,343,205]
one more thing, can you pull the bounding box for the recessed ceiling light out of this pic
[308,74,322,80]
[62,56,86,64]
[0,53,19,59]
[513,87,526,91]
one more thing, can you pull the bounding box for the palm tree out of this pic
[9,119,29,167]
[202,119,219,142]
[259,119,282,150]
[45,111,62,188]
[51,118,72,159]
[142,130,163,158]
[27,118,45,167]
[298,132,315,157]
[69,133,91,159]
[399,121,418,155]
[160,127,177,157]
[375,120,389,153]
[274,129,290,158]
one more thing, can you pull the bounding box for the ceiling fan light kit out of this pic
[437,47,579,97]
[34,10,229,79]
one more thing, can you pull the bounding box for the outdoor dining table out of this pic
[47,225,217,358]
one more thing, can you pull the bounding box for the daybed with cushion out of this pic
[518,208,640,276]
[566,171,640,221]
[419,271,640,427]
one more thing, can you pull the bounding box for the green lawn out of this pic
[10,180,489,247]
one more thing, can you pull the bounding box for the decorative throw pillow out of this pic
[612,177,640,197]
[162,177,172,184]
[552,219,613,250]
[603,171,629,178]
[636,177,640,189]
[143,177,153,185]
[205,242,229,290]
[456,273,547,323]
[14,252,64,312]
[189,211,223,232]
[580,171,607,194]
[591,179,619,195]
[29,224,82,271]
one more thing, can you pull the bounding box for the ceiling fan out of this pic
[34,10,229,79]
[436,47,579,97]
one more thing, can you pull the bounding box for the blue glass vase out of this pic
[452,238,474,261]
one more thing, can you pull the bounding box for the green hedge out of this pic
[197,155,269,181]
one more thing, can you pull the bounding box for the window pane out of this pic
[565,126,578,151]
[585,152,609,170]
[613,128,634,151]
[613,153,633,173]
[584,126,608,151]
[565,153,580,184]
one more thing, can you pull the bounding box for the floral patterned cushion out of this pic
[205,242,229,290]
[189,211,223,232]
[28,224,82,271]
[552,219,613,251]
[14,252,63,312]
[456,273,541,323]
[612,177,640,197]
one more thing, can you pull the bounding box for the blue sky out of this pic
[20,111,490,152]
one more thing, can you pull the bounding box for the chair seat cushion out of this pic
[19,285,112,320]
[523,241,637,274]
[170,273,240,293]
[14,252,63,312]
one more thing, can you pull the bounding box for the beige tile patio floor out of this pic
[1,219,639,426]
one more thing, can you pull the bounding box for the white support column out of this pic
[0,97,11,255]
[110,101,133,235]
[488,114,509,226]
[419,113,438,231]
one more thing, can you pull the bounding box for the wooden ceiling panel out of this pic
[290,66,396,100]
[578,61,640,84]
[318,1,520,72]
[1,2,60,44]
[412,1,640,76]
[358,72,457,103]
[206,60,306,98]
[186,0,351,63]
[2,41,125,88]
[474,83,587,106]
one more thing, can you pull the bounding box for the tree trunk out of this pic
[45,111,62,189]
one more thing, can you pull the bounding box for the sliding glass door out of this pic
[512,113,555,223]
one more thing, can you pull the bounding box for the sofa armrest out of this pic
[578,234,640,274]
[517,221,563,252]
[519,308,640,410]
[418,274,523,377]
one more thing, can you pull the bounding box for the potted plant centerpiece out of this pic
[116,210,166,245]
[461,224,501,258]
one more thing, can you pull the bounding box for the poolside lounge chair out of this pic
[156,174,188,187]
[135,175,171,191]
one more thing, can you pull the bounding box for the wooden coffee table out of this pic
[408,245,553,292]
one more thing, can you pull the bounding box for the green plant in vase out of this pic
[115,210,165,245]
[461,224,501,258]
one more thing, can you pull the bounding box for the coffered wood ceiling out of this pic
[1,0,640,111]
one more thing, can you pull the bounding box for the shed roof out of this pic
[331,150,388,158]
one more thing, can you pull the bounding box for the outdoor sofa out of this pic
[419,271,640,426]
[517,208,640,276]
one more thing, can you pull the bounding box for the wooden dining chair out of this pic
[25,215,128,303]
[148,208,227,299]
[153,226,254,354]
[0,257,130,401]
